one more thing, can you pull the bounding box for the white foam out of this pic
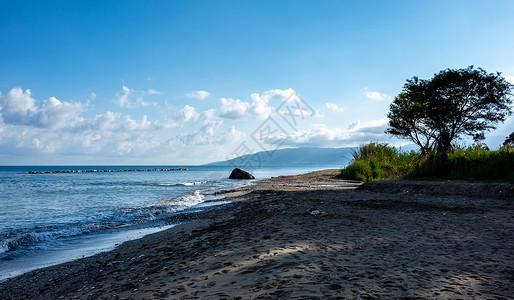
[182,181,205,186]
[0,244,8,255]
[0,225,175,281]
[148,181,206,187]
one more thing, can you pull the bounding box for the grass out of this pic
[338,143,419,182]
[408,146,514,182]
[339,143,514,183]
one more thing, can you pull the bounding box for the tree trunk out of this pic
[436,131,451,174]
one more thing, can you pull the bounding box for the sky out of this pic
[0,0,513,165]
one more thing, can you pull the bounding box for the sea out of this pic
[0,165,333,280]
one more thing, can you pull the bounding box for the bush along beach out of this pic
[339,143,514,183]
[338,142,419,182]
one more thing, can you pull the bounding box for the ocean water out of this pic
[0,165,332,280]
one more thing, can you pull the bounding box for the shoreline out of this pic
[1,169,513,299]
[0,196,233,282]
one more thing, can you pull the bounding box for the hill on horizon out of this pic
[205,145,419,167]
[205,147,356,167]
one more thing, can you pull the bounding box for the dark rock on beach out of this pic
[229,168,255,179]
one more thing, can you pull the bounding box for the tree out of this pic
[504,132,514,147]
[386,66,513,159]
[386,77,437,154]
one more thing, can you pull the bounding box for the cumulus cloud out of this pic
[0,87,171,157]
[325,103,344,112]
[0,87,84,128]
[363,87,389,101]
[0,86,322,163]
[219,98,252,119]
[90,111,121,131]
[219,88,300,120]
[201,108,217,125]
[263,118,389,147]
[0,115,161,157]
[115,86,154,108]
[123,115,153,131]
[177,105,199,122]
[186,90,210,100]
[505,76,514,84]
[169,120,245,148]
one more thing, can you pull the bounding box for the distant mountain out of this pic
[205,147,357,167]
[205,144,419,167]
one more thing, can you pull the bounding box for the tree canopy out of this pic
[504,132,514,147]
[386,66,513,156]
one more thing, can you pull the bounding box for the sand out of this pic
[0,169,513,299]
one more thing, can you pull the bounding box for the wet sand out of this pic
[1,170,513,299]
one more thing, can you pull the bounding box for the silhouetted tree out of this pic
[504,132,514,147]
[387,66,513,159]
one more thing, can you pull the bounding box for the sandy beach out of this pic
[1,169,513,299]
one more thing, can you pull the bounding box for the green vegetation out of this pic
[339,143,514,183]
[338,143,419,182]
[504,132,514,147]
[408,145,514,182]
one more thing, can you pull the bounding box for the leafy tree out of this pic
[387,66,513,159]
[386,78,437,154]
[504,132,514,147]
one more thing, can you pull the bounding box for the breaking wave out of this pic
[0,190,207,256]
[142,181,206,187]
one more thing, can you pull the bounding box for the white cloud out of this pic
[91,111,121,131]
[0,116,162,156]
[347,120,360,130]
[177,105,199,122]
[363,87,388,101]
[115,86,153,108]
[0,87,84,128]
[0,87,167,156]
[123,115,153,131]
[325,103,344,112]
[170,122,245,147]
[160,105,201,128]
[0,87,246,163]
[218,88,300,120]
[147,89,161,95]
[505,76,514,84]
[201,108,217,125]
[186,90,210,100]
[219,98,252,120]
[263,118,389,147]
[0,86,323,163]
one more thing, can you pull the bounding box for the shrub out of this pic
[339,142,419,181]
[408,145,514,182]
[339,143,514,183]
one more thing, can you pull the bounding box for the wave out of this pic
[121,190,206,217]
[0,190,207,256]
[142,181,206,187]
[0,223,109,255]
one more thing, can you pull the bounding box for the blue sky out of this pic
[1,0,513,165]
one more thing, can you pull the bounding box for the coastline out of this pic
[1,169,513,299]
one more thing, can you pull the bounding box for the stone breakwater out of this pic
[28,168,189,174]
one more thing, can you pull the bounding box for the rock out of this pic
[229,168,255,180]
